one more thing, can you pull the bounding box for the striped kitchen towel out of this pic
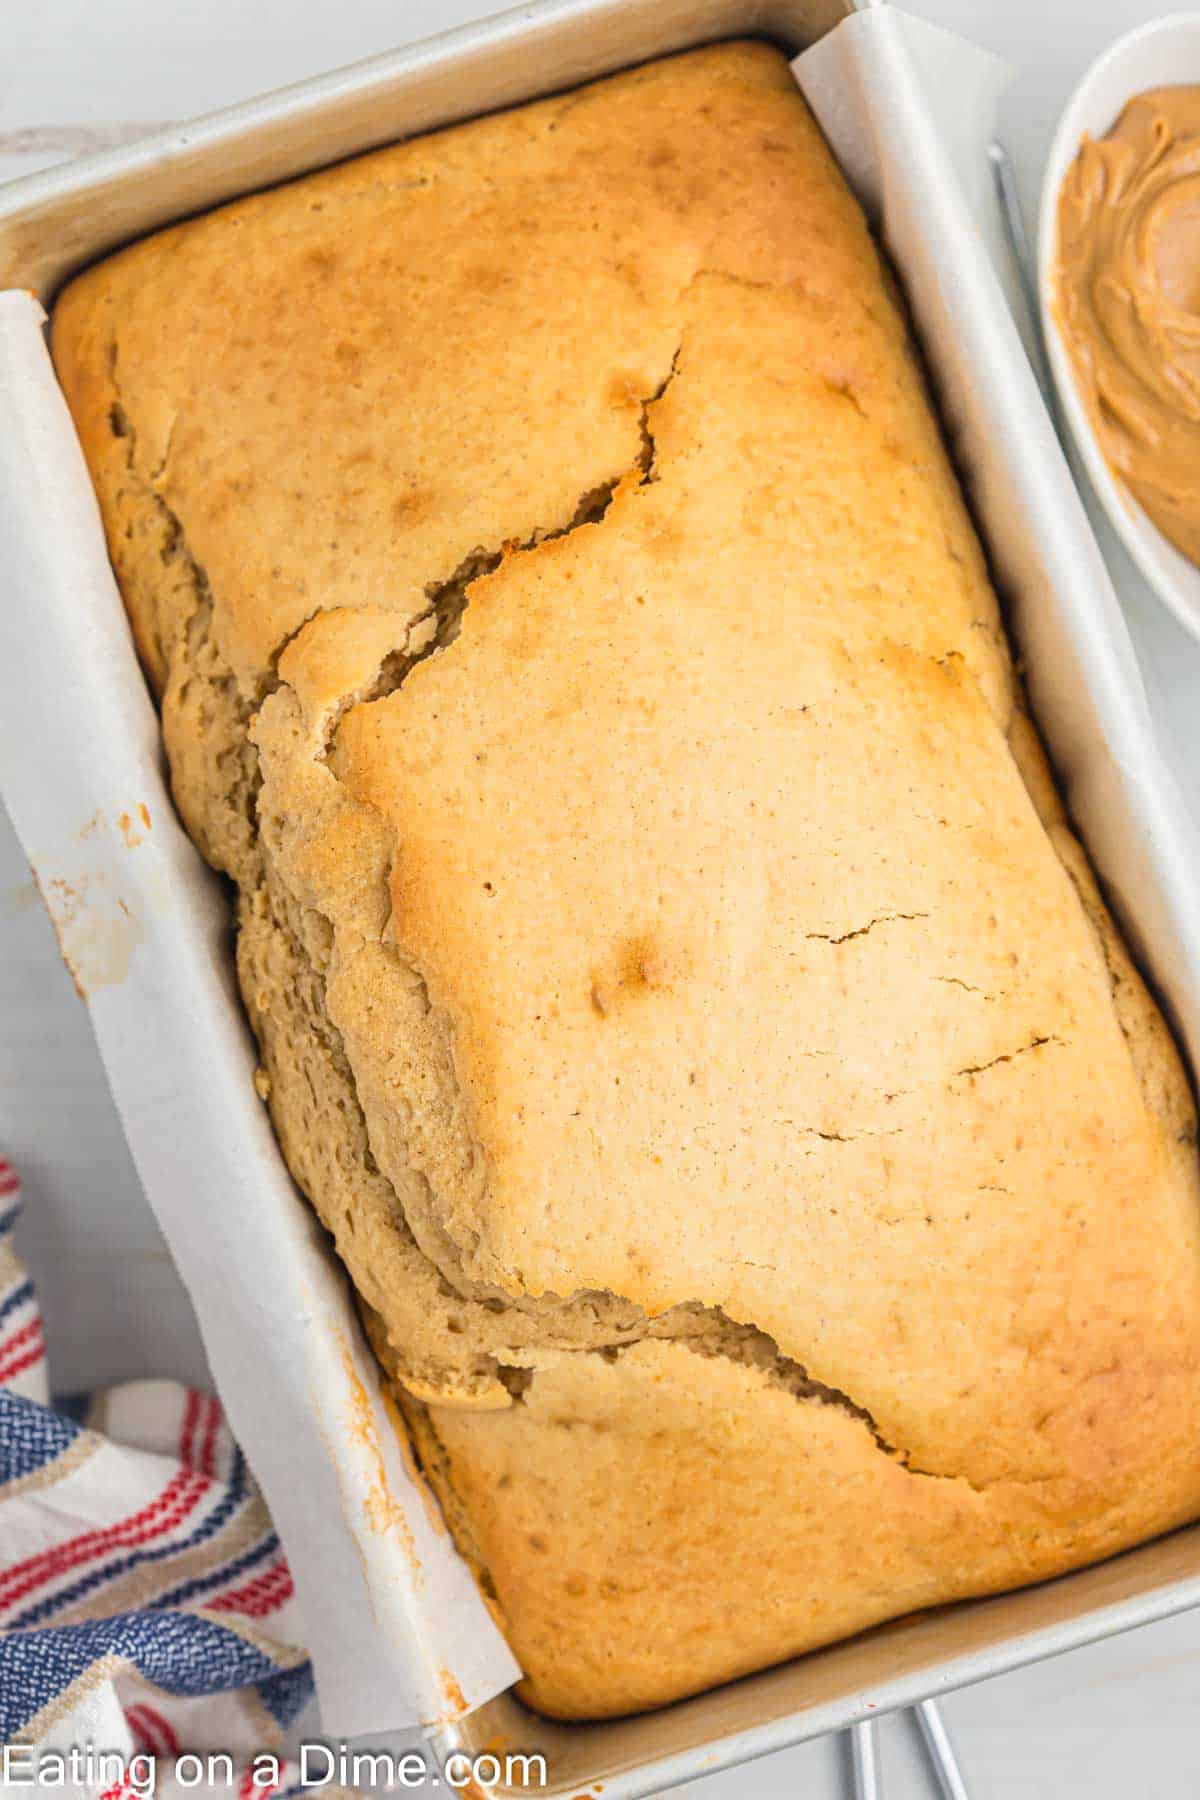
[0,1156,327,1795]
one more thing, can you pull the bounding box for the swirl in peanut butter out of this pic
[1055,86,1200,564]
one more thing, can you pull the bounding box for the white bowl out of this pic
[1038,13,1200,644]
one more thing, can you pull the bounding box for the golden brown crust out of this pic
[414,1337,1200,1719]
[52,40,1200,1720]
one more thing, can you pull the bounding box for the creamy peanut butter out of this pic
[1055,86,1200,564]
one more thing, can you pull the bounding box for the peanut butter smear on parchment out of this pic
[1055,86,1200,564]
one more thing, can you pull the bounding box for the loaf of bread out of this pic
[53,41,1200,1720]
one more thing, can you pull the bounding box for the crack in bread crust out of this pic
[110,336,749,1408]
[102,325,1055,1476]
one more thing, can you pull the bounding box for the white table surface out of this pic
[3,0,1200,1793]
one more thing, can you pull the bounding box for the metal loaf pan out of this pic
[4,1,1200,1795]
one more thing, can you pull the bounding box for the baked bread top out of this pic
[53,40,1200,1718]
